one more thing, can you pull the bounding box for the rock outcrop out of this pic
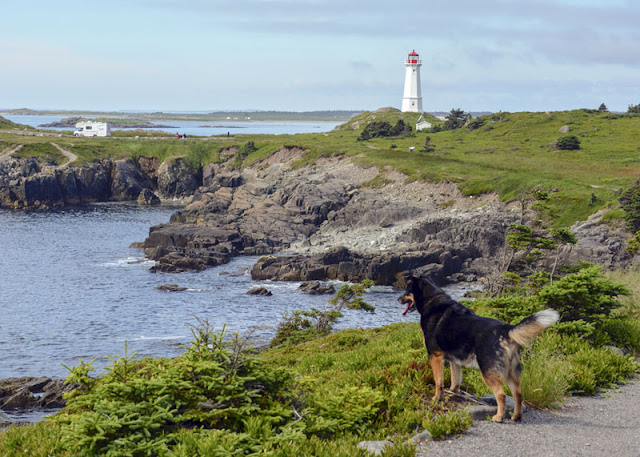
[140,153,524,283]
[298,281,336,295]
[0,156,201,209]
[0,377,73,412]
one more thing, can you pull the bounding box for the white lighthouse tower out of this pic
[401,50,423,112]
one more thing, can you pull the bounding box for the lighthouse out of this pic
[401,50,423,112]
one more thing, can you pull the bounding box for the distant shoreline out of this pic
[0,109,363,123]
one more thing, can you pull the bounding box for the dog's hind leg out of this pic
[506,375,523,422]
[449,362,462,393]
[482,372,507,422]
[430,351,445,401]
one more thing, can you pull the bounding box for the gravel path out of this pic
[418,376,640,457]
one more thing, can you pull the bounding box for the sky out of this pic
[1,0,639,113]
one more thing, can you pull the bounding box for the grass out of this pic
[0,313,638,455]
[14,143,66,165]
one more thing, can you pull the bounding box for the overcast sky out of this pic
[2,0,639,112]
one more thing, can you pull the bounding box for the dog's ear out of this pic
[418,275,444,298]
[397,271,416,290]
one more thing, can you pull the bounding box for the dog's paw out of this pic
[491,414,504,423]
[511,414,522,422]
[431,394,443,402]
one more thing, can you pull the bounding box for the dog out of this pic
[398,274,559,422]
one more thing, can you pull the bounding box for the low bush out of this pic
[556,135,581,150]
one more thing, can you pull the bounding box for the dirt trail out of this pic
[51,143,78,167]
[418,376,640,457]
[0,144,22,161]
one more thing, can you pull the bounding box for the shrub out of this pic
[357,121,392,141]
[358,120,412,141]
[537,265,629,324]
[620,181,640,231]
[423,410,472,440]
[54,323,297,456]
[272,280,374,347]
[466,118,485,130]
[236,140,257,159]
[423,136,435,153]
[556,135,581,150]
[627,103,640,114]
[444,108,469,130]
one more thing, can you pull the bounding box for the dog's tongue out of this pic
[402,302,412,316]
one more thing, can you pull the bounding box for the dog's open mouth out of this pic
[398,294,416,316]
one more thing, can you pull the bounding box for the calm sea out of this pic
[0,204,475,382]
[2,114,340,137]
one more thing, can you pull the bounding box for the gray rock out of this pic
[604,345,626,357]
[298,281,336,295]
[247,287,273,296]
[409,430,432,444]
[465,404,497,421]
[157,284,188,292]
[0,388,35,410]
[478,393,524,412]
[24,377,51,393]
[558,125,571,133]
[357,440,394,455]
[138,188,161,206]
[0,410,11,426]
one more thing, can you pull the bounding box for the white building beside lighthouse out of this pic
[401,50,423,112]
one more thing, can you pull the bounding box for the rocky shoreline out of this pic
[0,155,201,210]
[1,145,634,283]
[139,149,634,286]
[0,377,72,428]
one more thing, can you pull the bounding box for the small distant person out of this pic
[176,132,180,139]
[183,133,187,139]
[227,132,230,138]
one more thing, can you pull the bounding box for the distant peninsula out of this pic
[38,116,177,129]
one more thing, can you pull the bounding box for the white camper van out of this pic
[74,121,111,137]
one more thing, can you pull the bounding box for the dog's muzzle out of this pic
[398,294,416,316]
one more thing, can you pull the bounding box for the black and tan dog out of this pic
[399,274,559,422]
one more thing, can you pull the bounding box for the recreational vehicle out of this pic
[74,121,111,137]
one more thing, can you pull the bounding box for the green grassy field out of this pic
[2,108,640,227]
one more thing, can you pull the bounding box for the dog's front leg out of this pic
[429,351,445,401]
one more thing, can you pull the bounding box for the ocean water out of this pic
[0,203,474,383]
[1,114,340,137]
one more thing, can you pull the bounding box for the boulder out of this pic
[298,281,336,295]
[247,287,273,296]
[357,441,394,456]
[138,188,161,206]
[409,430,432,445]
[157,284,188,292]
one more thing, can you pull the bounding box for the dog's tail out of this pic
[509,309,560,346]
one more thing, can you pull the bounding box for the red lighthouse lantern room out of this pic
[407,50,420,64]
